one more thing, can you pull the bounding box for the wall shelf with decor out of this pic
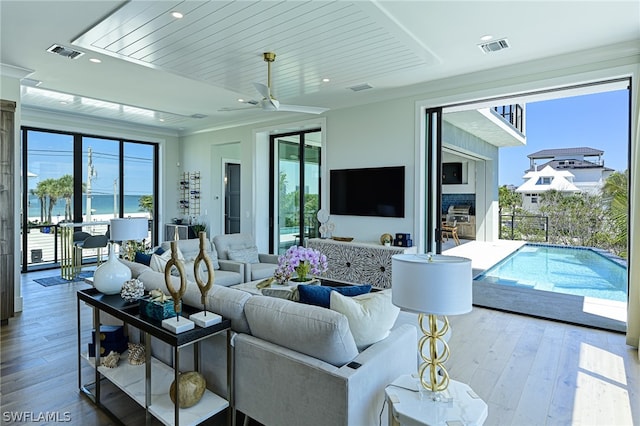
[178,171,201,218]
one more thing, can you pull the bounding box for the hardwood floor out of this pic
[1,269,638,425]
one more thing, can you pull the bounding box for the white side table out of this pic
[385,375,488,426]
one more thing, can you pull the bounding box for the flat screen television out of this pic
[330,166,405,217]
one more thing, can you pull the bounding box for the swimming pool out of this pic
[474,244,628,302]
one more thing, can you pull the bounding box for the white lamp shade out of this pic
[110,218,148,241]
[392,254,472,315]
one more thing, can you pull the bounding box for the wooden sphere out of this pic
[169,371,206,408]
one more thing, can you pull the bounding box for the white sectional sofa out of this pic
[120,248,418,426]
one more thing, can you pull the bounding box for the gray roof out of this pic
[527,147,604,159]
[525,159,614,173]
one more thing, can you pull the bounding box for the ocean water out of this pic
[27,194,147,220]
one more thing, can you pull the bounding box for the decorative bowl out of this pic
[332,236,354,242]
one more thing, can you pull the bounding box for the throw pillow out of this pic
[329,289,400,350]
[298,284,372,308]
[227,246,260,264]
[134,246,165,266]
[134,251,152,266]
[150,246,185,273]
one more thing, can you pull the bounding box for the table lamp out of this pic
[93,218,148,295]
[391,253,472,397]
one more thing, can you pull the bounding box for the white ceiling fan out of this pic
[222,52,329,115]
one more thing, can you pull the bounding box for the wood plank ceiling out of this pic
[73,1,438,102]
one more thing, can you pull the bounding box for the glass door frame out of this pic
[269,128,322,253]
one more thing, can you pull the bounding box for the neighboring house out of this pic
[516,147,615,211]
[515,165,580,211]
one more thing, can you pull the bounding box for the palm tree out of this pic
[138,195,153,216]
[30,183,48,223]
[602,171,628,257]
[57,174,74,221]
[37,178,59,224]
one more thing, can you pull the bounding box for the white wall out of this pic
[180,60,640,253]
[181,98,417,249]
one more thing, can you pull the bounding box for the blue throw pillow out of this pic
[135,246,165,266]
[134,251,152,266]
[298,284,372,308]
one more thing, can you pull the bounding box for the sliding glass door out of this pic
[21,127,158,271]
[270,129,321,254]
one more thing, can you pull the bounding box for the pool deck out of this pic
[443,239,627,332]
[443,239,526,277]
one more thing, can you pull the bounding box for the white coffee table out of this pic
[385,375,487,426]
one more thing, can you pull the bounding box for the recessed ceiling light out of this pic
[322,78,330,83]
[171,11,184,19]
[480,34,493,41]
[159,118,165,122]
[237,98,245,103]
[59,101,68,105]
[89,58,101,63]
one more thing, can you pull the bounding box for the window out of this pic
[536,177,552,185]
[21,127,158,271]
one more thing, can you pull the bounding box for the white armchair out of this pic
[213,233,278,282]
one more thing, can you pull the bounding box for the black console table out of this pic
[76,288,232,425]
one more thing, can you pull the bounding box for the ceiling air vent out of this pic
[190,113,207,119]
[349,83,373,92]
[478,38,510,54]
[46,44,84,59]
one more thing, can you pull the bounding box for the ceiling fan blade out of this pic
[277,104,329,114]
[218,105,260,112]
[253,82,270,99]
[259,98,279,111]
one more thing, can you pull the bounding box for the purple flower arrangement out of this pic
[274,245,328,283]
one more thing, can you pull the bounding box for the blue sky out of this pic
[499,89,629,186]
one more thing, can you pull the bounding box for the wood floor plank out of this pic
[2,271,638,426]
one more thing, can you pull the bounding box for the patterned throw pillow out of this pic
[227,246,260,264]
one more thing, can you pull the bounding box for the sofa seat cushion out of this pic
[298,284,372,308]
[211,269,243,287]
[243,296,358,366]
[249,262,278,281]
[330,289,400,351]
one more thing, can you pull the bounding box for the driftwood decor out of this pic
[193,232,214,309]
[161,241,194,333]
[188,232,222,328]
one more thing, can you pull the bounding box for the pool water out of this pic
[474,244,628,302]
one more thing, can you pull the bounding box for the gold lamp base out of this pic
[417,313,450,393]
